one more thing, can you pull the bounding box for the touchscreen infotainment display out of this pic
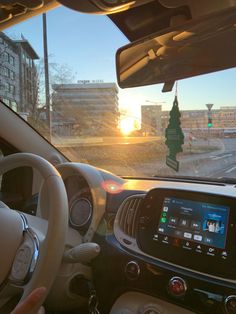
[157,197,229,250]
[137,189,236,278]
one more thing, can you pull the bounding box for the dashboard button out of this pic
[153,234,159,241]
[195,244,203,253]
[168,277,187,298]
[183,241,192,250]
[221,251,228,259]
[162,236,169,244]
[207,247,216,256]
[125,261,140,280]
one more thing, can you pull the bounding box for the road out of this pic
[207,139,236,178]
[53,136,160,147]
[179,138,236,179]
[55,135,236,179]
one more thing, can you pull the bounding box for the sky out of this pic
[5,5,236,119]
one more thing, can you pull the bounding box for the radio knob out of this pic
[225,295,236,313]
[168,276,187,298]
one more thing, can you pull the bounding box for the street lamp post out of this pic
[43,13,51,141]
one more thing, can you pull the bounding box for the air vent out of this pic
[118,196,143,238]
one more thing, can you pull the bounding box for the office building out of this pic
[52,81,119,136]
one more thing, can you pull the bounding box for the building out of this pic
[141,105,162,135]
[141,104,236,137]
[161,106,236,137]
[52,81,119,136]
[0,32,39,114]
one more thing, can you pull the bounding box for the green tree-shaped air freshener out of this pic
[165,94,184,171]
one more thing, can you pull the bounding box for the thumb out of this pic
[11,287,46,314]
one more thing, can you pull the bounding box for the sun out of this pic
[120,117,136,135]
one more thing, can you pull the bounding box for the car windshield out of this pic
[2,6,236,180]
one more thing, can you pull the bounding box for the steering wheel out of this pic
[0,153,68,313]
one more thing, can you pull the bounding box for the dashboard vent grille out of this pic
[118,196,143,238]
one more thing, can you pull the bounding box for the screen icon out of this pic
[169,217,178,225]
[193,234,202,242]
[161,217,167,223]
[204,237,212,244]
[175,230,182,237]
[191,221,201,230]
[179,219,190,227]
[184,232,192,239]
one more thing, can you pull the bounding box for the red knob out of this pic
[168,277,187,297]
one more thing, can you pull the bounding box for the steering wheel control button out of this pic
[125,261,140,280]
[168,276,187,298]
[10,222,39,285]
[225,295,236,313]
[11,245,32,282]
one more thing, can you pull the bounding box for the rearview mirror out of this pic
[116,7,236,90]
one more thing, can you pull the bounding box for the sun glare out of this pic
[120,117,136,135]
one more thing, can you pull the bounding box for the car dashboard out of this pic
[2,159,236,313]
[66,166,236,314]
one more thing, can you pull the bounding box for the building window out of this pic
[10,70,15,80]
[2,98,9,106]
[2,66,10,77]
[9,84,15,95]
[9,55,15,66]
[2,52,9,62]
[1,66,10,77]
[4,82,10,92]
[10,101,17,112]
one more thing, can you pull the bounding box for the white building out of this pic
[52,82,119,136]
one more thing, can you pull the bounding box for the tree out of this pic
[28,59,77,137]
[50,62,75,85]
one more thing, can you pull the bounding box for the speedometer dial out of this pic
[69,198,92,227]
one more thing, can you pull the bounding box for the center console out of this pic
[138,188,236,279]
[109,187,236,313]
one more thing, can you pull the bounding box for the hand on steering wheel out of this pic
[11,287,46,314]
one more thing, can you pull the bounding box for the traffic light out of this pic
[208,117,212,128]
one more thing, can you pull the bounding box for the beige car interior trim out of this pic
[0,153,68,314]
[110,291,195,313]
